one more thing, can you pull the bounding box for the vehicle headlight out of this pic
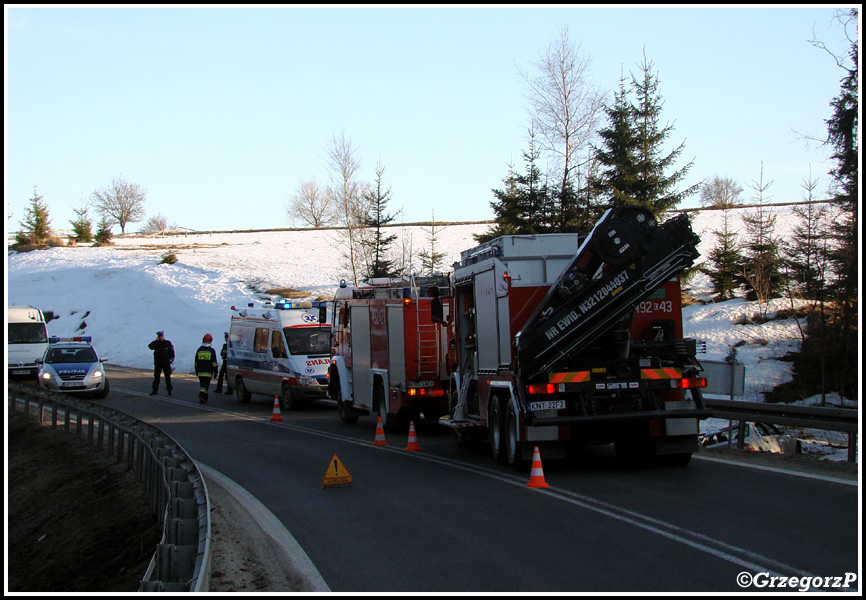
[40,371,53,381]
[298,376,318,387]
[92,369,103,379]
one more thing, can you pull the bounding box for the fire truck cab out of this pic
[328,276,451,431]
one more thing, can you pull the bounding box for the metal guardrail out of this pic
[8,383,211,592]
[703,398,859,463]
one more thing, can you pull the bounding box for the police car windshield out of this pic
[47,347,98,363]
[283,327,330,355]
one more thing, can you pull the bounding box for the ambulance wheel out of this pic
[505,402,529,471]
[489,395,508,464]
[235,378,251,404]
[279,384,293,411]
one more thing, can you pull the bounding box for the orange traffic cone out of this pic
[372,415,388,446]
[270,395,283,422]
[404,420,421,451]
[526,446,550,488]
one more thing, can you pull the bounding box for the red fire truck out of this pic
[440,207,712,468]
[328,276,452,431]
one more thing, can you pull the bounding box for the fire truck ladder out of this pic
[415,306,441,380]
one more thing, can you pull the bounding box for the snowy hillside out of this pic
[7,204,854,460]
[4,206,821,378]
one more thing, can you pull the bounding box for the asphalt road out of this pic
[102,366,859,593]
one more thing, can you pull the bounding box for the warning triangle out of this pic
[322,453,352,488]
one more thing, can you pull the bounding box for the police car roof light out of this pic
[49,336,92,344]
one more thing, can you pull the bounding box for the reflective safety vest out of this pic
[195,345,218,377]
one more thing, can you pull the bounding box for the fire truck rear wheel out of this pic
[338,400,359,424]
[489,396,507,464]
[614,436,653,464]
[505,402,529,471]
[330,373,359,424]
[375,383,397,432]
[655,452,692,467]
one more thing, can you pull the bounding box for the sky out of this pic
[7,208,854,459]
[4,5,856,234]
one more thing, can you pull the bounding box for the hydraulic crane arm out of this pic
[515,206,700,381]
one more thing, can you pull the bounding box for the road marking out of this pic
[694,453,857,486]
[113,386,853,590]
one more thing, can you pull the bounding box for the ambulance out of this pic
[8,305,49,380]
[227,300,331,410]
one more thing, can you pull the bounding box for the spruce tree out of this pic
[363,162,399,280]
[93,215,114,246]
[629,55,699,215]
[478,128,554,242]
[739,164,782,310]
[17,187,52,246]
[590,56,698,219]
[69,205,94,244]
[590,74,640,209]
[418,212,446,276]
[783,172,830,302]
[822,10,858,376]
[704,207,742,301]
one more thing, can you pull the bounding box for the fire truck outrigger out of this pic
[328,276,452,431]
[440,206,712,468]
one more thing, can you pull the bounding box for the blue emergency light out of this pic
[49,336,92,343]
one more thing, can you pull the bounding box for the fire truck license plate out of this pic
[529,400,565,411]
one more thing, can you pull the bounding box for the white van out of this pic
[8,306,49,380]
[227,300,331,410]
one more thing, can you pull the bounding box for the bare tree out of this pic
[140,213,175,235]
[327,131,369,284]
[288,178,335,227]
[700,175,743,209]
[520,28,604,220]
[90,175,147,235]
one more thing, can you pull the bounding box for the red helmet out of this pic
[203,333,213,343]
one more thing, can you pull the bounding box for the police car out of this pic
[37,337,110,398]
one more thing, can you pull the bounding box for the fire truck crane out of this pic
[440,206,712,468]
[328,275,452,431]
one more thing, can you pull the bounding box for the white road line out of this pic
[113,386,855,591]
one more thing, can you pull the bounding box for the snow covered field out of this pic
[7,205,854,460]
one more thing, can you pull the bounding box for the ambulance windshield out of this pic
[284,327,330,356]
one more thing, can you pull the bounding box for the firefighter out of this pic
[195,333,219,404]
[148,331,175,396]
[428,286,447,325]
[215,332,232,395]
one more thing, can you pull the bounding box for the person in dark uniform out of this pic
[215,332,233,395]
[195,333,219,403]
[148,331,175,396]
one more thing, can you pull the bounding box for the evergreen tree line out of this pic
[477,55,698,243]
[14,186,116,249]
